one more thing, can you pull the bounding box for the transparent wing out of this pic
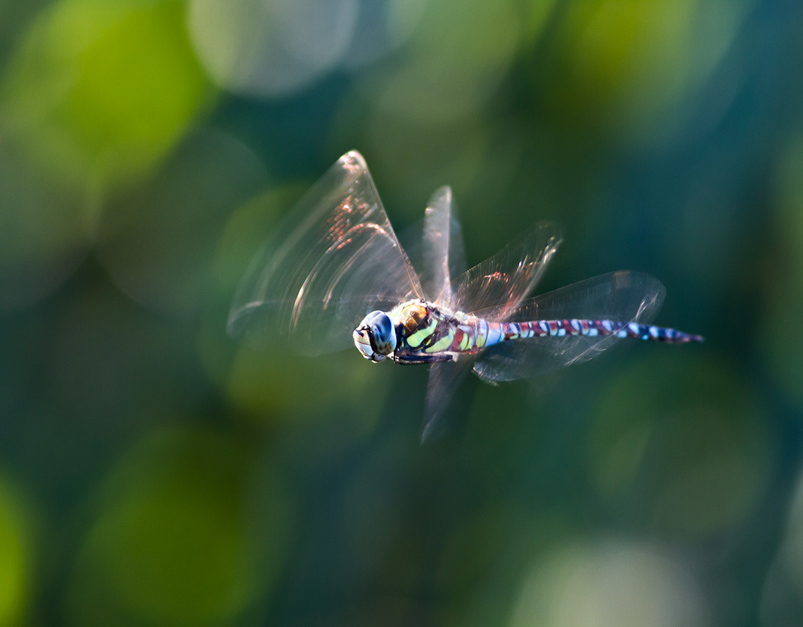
[452,222,562,317]
[227,151,424,355]
[420,356,475,444]
[472,271,666,382]
[420,186,466,308]
[401,186,466,307]
[416,222,561,436]
[418,188,468,441]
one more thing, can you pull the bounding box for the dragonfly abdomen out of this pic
[494,319,703,344]
[394,302,703,364]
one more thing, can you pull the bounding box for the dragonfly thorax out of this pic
[353,310,397,362]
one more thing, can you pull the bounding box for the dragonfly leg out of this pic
[393,352,457,365]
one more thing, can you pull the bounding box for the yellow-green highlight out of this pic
[0,478,31,627]
[1,0,214,196]
[65,427,292,626]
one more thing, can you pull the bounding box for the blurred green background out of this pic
[1,0,802,625]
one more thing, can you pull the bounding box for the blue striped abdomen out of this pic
[491,319,703,344]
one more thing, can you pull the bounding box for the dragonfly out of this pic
[228,151,703,441]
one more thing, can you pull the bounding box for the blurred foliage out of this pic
[1,0,802,625]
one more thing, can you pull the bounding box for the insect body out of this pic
[354,299,702,366]
[354,300,484,364]
[228,151,703,441]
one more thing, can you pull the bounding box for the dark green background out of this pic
[1,1,802,625]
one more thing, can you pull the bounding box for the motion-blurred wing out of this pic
[472,271,665,382]
[418,222,560,438]
[420,356,475,444]
[452,222,562,318]
[228,151,424,355]
[420,186,466,308]
[407,188,469,441]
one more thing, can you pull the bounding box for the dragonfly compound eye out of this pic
[369,312,396,355]
[352,311,396,361]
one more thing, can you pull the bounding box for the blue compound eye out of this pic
[353,311,396,361]
[364,311,396,356]
[371,312,394,346]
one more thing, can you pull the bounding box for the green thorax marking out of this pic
[392,300,465,355]
[406,317,438,348]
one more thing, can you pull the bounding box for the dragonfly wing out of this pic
[452,222,562,317]
[421,186,466,308]
[415,222,560,428]
[472,271,666,382]
[228,151,424,355]
[421,356,476,443]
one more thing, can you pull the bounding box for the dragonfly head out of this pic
[353,311,396,362]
